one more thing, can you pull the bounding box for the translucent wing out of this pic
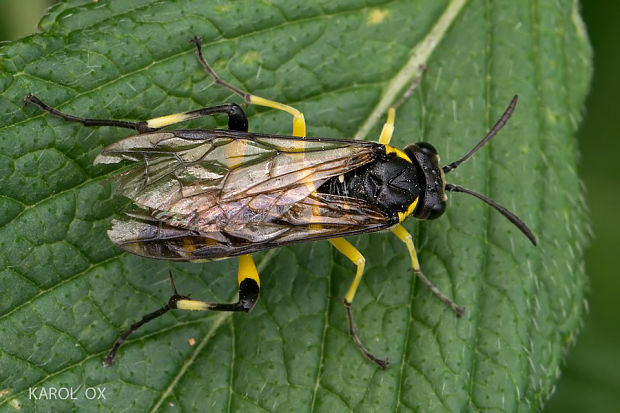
[107,192,392,260]
[96,129,376,212]
[97,129,389,260]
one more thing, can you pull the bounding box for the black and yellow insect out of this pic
[25,37,536,369]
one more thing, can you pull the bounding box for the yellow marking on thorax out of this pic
[384,145,412,163]
[398,197,419,222]
[304,183,324,228]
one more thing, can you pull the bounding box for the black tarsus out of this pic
[102,272,189,366]
[191,36,252,103]
[24,94,155,133]
[102,303,171,366]
[24,94,249,134]
[102,273,260,366]
[344,300,389,369]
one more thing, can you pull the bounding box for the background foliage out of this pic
[0,0,605,412]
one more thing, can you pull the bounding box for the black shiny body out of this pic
[403,143,447,220]
[318,142,448,223]
[318,149,420,223]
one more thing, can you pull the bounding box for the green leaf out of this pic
[0,0,591,412]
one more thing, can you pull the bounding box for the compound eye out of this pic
[416,142,438,156]
[427,200,446,220]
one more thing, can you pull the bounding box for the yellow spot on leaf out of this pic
[215,4,233,13]
[9,398,21,410]
[241,50,261,65]
[367,9,389,25]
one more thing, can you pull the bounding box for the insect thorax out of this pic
[317,150,421,221]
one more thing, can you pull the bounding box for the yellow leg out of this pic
[391,225,465,316]
[103,264,261,365]
[378,64,425,145]
[329,238,389,368]
[329,238,365,303]
[248,95,306,137]
[378,106,415,163]
[145,103,248,131]
[238,254,260,287]
[147,112,198,129]
[378,107,395,145]
[192,37,306,137]
[24,94,249,134]
[176,254,260,312]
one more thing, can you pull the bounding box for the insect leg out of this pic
[191,36,306,137]
[103,271,188,366]
[391,224,465,316]
[102,256,260,366]
[25,94,249,133]
[377,65,425,145]
[329,237,389,368]
[378,107,395,145]
[174,254,260,313]
[24,94,155,133]
[145,103,249,132]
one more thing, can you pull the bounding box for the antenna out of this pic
[445,183,537,245]
[443,95,518,174]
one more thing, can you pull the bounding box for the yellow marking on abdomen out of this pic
[225,138,248,168]
[203,237,218,246]
[183,238,197,253]
[305,185,323,228]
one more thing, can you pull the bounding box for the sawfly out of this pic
[25,37,536,368]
